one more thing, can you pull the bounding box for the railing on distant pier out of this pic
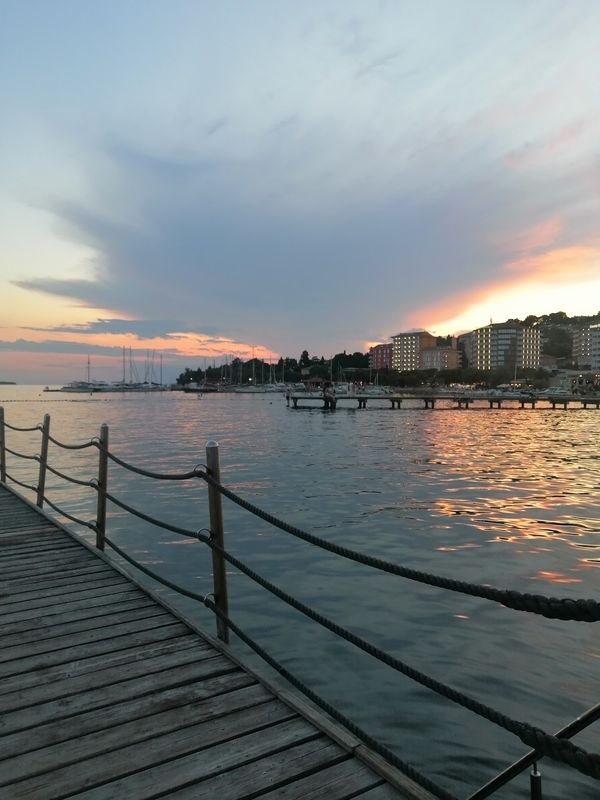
[0,404,599,800]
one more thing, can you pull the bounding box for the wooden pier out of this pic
[0,484,430,800]
[288,392,600,410]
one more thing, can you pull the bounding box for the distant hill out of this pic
[0,381,16,385]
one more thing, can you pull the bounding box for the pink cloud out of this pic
[506,119,587,170]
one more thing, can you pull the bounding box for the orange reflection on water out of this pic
[436,543,480,552]
[531,570,582,585]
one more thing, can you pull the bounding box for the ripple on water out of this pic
[2,388,599,799]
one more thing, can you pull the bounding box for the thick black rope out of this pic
[100,446,203,482]
[104,490,210,539]
[206,539,600,780]
[42,495,96,529]
[4,446,38,461]
[200,473,600,623]
[103,534,210,602]
[4,473,37,493]
[45,461,95,488]
[203,597,459,800]
[46,432,97,450]
[3,421,39,432]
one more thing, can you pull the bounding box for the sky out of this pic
[1,0,599,384]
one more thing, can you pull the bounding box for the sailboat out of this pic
[52,357,111,393]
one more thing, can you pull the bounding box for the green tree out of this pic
[299,350,311,367]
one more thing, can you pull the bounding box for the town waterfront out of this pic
[2,385,599,799]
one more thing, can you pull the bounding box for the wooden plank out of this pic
[0,533,72,549]
[0,638,213,713]
[0,543,80,564]
[2,569,125,600]
[251,758,384,800]
[0,555,100,580]
[0,578,135,612]
[0,542,88,562]
[0,522,60,533]
[0,634,198,696]
[354,747,436,800]
[0,671,256,760]
[2,564,113,592]
[0,621,190,680]
[0,532,65,547]
[0,683,273,786]
[0,575,131,608]
[170,743,352,800]
[3,699,296,798]
[0,653,235,734]
[61,718,321,800]
[0,605,172,653]
[0,551,98,576]
[357,785,418,799]
[0,540,78,557]
[0,596,156,637]
[0,587,143,625]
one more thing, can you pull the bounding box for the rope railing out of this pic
[4,446,39,461]
[4,472,37,493]
[45,461,96,488]
[205,539,600,779]
[41,495,97,530]
[102,446,204,481]
[0,407,598,799]
[46,431,97,450]
[104,490,209,539]
[200,472,600,623]
[4,421,40,433]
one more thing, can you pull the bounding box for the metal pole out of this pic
[0,406,6,483]
[530,763,542,800]
[36,414,50,508]
[95,423,109,550]
[206,440,229,643]
[467,701,600,800]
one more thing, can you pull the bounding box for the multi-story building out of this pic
[369,343,393,370]
[469,323,541,371]
[573,326,594,369]
[590,325,600,371]
[420,345,461,371]
[391,331,437,371]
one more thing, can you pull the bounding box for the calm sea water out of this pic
[2,385,599,799]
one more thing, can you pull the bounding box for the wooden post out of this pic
[95,423,109,551]
[0,406,6,484]
[206,440,230,643]
[36,414,50,508]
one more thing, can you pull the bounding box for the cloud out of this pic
[21,318,222,339]
[506,119,588,171]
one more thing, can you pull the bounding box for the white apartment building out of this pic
[590,325,600,370]
[391,331,437,371]
[469,323,541,371]
[573,325,596,368]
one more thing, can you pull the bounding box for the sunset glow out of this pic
[1,2,599,382]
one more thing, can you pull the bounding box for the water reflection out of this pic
[1,386,599,799]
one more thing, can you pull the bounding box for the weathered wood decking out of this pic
[0,484,431,800]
